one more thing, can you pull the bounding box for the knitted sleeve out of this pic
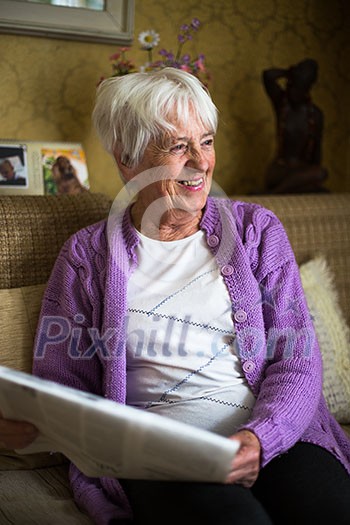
[32,222,107,396]
[236,203,323,466]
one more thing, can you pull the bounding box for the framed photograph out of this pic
[42,144,89,195]
[0,140,90,196]
[0,144,29,188]
[0,0,134,45]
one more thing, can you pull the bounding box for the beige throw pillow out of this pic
[0,283,47,373]
[300,257,350,424]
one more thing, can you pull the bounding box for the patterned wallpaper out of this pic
[0,0,349,198]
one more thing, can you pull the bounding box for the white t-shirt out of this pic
[126,229,255,437]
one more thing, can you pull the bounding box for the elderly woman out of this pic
[0,68,349,525]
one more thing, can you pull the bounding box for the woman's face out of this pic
[126,113,216,220]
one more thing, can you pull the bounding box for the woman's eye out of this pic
[202,138,214,148]
[170,144,188,154]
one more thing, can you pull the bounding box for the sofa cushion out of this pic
[0,449,66,470]
[0,283,67,469]
[0,283,46,373]
[0,193,112,289]
[300,256,350,424]
[0,464,93,524]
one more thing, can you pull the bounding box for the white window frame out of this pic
[0,0,134,44]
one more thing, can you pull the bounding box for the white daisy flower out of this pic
[138,30,160,50]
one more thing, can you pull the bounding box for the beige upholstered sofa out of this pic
[0,192,349,524]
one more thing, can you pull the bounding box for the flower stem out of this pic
[175,43,183,62]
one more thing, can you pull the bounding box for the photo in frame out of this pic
[0,144,29,188]
[0,140,90,196]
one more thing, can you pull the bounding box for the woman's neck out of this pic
[131,203,202,241]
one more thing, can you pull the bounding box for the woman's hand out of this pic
[0,410,38,450]
[225,430,261,488]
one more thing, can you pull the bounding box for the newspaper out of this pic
[0,366,240,482]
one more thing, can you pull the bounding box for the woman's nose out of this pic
[186,147,208,171]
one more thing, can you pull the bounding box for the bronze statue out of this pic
[263,58,328,193]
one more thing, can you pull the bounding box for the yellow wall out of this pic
[0,0,349,198]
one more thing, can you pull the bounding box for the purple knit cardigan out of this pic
[33,197,350,524]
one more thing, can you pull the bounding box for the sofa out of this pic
[0,191,349,524]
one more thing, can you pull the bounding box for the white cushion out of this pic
[300,257,350,423]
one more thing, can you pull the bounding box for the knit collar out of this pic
[120,196,222,262]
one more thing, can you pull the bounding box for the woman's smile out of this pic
[176,176,204,190]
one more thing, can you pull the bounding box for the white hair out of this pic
[92,67,218,168]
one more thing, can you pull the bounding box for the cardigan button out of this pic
[207,234,219,247]
[221,264,234,276]
[234,309,247,323]
[242,360,255,373]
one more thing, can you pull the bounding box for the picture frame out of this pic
[0,0,134,45]
[0,140,90,196]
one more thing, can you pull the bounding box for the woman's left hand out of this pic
[225,430,261,488]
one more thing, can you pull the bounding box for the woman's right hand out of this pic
[0,410,38,449]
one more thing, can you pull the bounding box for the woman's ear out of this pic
[120,154,132,168]
[113,148,135,182]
